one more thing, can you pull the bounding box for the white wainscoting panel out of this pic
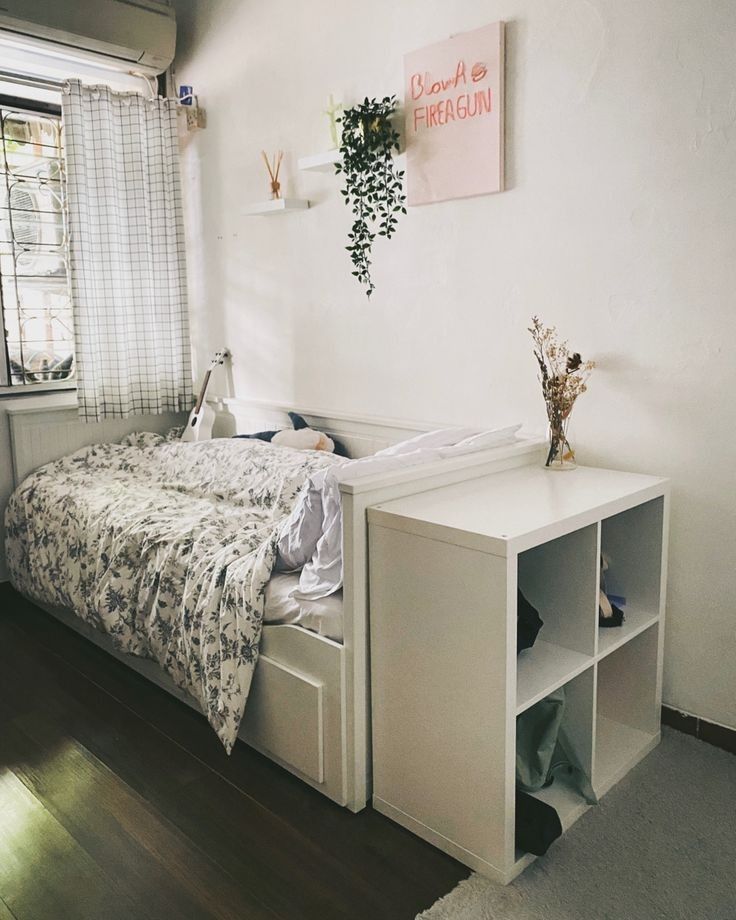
[211,396,440,458]
[7,404,187,486]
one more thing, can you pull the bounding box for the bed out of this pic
[5,397,543,811]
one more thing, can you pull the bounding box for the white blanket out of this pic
[5,434,342,751]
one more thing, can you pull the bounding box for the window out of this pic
[0,96,74,388]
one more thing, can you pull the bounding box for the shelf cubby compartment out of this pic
[513,667,595,868]
[516,524,598,713]
[599,496,664,658]
[593,624,661,798]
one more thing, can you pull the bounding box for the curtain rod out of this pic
[0,68,159,99]
[0,68,64,92]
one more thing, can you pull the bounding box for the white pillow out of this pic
[277,423,523,599]
[437,424,522,456]
[375,427,482,457]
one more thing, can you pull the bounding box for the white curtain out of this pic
[62,80,192,421]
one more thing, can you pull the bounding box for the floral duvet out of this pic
[5,434,342,751]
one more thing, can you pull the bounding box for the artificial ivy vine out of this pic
[336,96,406,298]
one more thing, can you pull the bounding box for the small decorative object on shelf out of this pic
[261,149,284,199]
[598,555,625,628]
[177,85,206,131]
[336,95,406,298]
[529,316,594,470]
[324,93,344,149]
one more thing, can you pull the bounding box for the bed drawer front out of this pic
[239,655,324,784]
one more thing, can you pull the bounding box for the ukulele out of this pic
[181,349,230,442]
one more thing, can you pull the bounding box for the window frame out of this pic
[0,92,76,397]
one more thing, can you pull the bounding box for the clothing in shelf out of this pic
[599,554,625,627]
[516,687,566,792]
[515,790,562,856]
[517,589,543,652]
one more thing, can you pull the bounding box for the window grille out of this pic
[0,99,74,388]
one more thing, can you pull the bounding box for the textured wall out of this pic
[172,0,736,728]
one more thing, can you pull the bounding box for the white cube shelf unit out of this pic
[368,465,669,884]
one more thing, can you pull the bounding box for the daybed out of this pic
[5,398,542,810]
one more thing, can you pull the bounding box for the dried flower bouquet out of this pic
[529,316,595,469]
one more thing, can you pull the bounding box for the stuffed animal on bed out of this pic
[234,412,349,456]
[273,427,335,452]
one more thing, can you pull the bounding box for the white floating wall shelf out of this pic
[298,150,341,172]
[244,198,310,216]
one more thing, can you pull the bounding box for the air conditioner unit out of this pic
[0,0,176,75]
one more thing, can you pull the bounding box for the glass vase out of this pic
[545,419,577,471]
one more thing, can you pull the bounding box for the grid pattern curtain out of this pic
[62,80,192,421]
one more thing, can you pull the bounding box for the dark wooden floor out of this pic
[0,584,468,920]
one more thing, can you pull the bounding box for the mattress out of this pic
[264,573,343,643]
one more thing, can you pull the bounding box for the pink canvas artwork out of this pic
[404,21,505,206]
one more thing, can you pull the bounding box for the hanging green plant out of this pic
[335,95,406,298]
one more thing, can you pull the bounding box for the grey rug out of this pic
[418,728,736,920]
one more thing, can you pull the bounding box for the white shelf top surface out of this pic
[594,716,658,794]
[517,613,660,714]
[517,641,593,714]
[598,607,659,659]
[298,149,341,171]
[244,198,310,215]
[369,465,668,555]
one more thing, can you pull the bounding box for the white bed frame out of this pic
[6,397,543,811]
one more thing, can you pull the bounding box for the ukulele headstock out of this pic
[210,348,230,369]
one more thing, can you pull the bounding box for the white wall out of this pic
[172,0,736,730]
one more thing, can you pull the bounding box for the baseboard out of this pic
[662,706,736,756]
